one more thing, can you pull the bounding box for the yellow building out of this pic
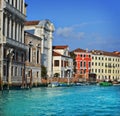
[91,50,120,82]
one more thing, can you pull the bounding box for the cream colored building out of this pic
[0,0,27,87]
[91,50,120,81]
[53,46,73,78]
[24,20,55,77]
[25,31,41,85]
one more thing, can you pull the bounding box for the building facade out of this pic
[73,48,92,80]
[91,50,120,81]
[24,31,41,86]
[0,0,27,87]
[24,20,55,77]
[53,45,73,78]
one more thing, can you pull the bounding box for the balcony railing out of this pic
[6,38,28,50]
[3,1,26,21]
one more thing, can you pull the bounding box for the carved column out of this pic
[7,48,14,89]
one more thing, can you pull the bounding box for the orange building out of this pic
[73,48,92,80]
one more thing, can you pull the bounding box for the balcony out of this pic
[6,38,28,50]
[3,1,26,21]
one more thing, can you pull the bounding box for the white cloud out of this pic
[56,26,85,40]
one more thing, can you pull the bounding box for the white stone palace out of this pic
[25,20,55,78]
[0,0,27,87]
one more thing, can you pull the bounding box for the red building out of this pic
[73,48,92,80]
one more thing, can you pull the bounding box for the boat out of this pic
[99,82,113,86]
[48,82,59,87]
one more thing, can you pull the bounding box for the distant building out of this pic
[91,50,120,81]
[73,48,92,80]
[24,20,55,77]
[53,45,73,78]
[0,0,27,86]
[24,31,41,85]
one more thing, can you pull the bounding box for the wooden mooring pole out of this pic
[30,69,32,89]
[0,76,3,91]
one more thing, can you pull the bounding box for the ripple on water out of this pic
[0,86,120,116]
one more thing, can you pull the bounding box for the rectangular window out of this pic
[37,72,39,78]
[89,62,91,67]
[29,48,31,62]
[21,53,23,62]
[15,67,17,76]
[37,49,39,63]
[61,60,63,67]
[21,68,22,76]
[11,66,13,76]
[84,62,86,67]
[54,60,59,66]
[16,52,18,61]
[3,65,6,76]
[80,61,82,67]
[3,14,5,36]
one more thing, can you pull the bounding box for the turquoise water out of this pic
[0,85,120,116]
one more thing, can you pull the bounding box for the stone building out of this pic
[73,48,92,80]
[0,0,27,88]
[91,50,120,82]
[24,31,41,86]
[24,20,55,78]
[53,45,73,78]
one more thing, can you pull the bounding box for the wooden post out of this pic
[21,69,25,88]
[0,75,3,91]
[30,69,32,88]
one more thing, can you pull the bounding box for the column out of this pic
[5,15,8,37]
[9,18,12,39]
[13,21,15,40]
[0,44,4,90]
[19,24,21,42]
[21,25,24,43]
[16,23,18,41]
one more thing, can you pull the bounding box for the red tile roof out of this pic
[73,48,87,53]
[91,50,120,57]
[24,21,39,26]
[53,45,68,49]
[53,51,62,56]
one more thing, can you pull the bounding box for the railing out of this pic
[6,38,28,50]
[3,1,26,21]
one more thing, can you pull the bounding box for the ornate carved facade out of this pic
[24,31,41,85]
[0,0,27,88]
[25,20,55,77]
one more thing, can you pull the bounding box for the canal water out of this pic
[0,85,120,116]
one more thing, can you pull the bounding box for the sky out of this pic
[25,0,120,52]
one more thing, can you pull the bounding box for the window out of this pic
[89,62,91,67]
[95,62,97,66]
[3,14,5,36]
[54,60,59,66]
[11,66,13,76]
[21,53,24,62]
[84,62,86,67]
[37,49,39,63]
[92,62,94,66]
[80,61,82,67]
[3,65,6,76]
[37,72,39,78]
[15,67,17,76]
[21,68,22,76]
[29,48,31,62]
[61,60,63,67]
[4,48,7,58]
[16,52,18,61]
